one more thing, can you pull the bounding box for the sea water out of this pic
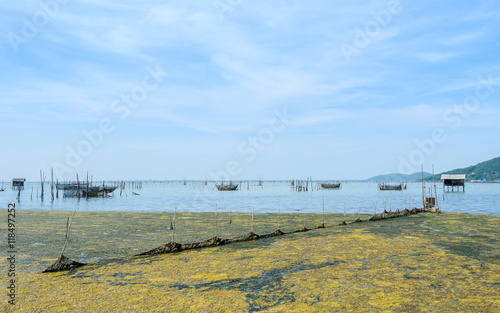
[1,181,499,215]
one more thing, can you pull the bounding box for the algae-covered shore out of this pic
[2,210,499,312]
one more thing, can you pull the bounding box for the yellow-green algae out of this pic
[1,210,499,312]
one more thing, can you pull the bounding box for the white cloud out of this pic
[415,51,458,63]
[1,0,499,179]
[292,109,350,127]
[441,28,486,46]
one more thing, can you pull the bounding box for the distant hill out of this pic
[426,157,500,182]
[366,172,432,182]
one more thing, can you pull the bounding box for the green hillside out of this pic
[426,157,500,181]
[366,172,432,182]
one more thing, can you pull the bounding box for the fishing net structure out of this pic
[137,228,302,257]
[369,207,432,221]
[41,205,439,271]
[42,255,87,273]
[137,206,439,257]
[43,209,87,273]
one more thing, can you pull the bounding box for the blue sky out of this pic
[1,0,500,181]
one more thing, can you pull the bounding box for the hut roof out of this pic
[441,174,466,180]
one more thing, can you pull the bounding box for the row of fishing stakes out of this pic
[44,192,438,273]
[168,194,422,242]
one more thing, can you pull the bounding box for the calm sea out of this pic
[1,181,499,215]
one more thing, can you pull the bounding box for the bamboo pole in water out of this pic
[86,172,89,200]
[76,174,80,199]
[421,165,425,209]
[50,168,54,201]
[433,165,438,208]
[40,170,45,201]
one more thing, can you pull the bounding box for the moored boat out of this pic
[378,182,406,191]
[57,184,117,197]
[216,184,239,191]
[321,183,341,189]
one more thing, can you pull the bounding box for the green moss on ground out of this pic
[1,210,499,312]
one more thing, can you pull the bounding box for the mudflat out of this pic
[2,210,499,312]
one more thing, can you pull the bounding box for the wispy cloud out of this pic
[441,28,486,46]
[1,0,499,179]
[415,51,459,63]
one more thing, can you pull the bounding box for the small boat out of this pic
[216,184,239,191]
[378,182,406,191]
[321,183,341,189]
[57,184,118,197]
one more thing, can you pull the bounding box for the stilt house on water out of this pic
[442,174,466,192]
[12,178,26,190]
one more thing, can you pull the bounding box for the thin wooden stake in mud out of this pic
[303,209,307,229]
[215,204,219,237]
[60,208,77,257]
[322,197,325,227]
[340,197,347,225]
[278,205,281,230]
[43,208,86,273]
[404,191,407,210]
[251,206,254,233]
[172,207,177,242]
[354,200,363,223]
